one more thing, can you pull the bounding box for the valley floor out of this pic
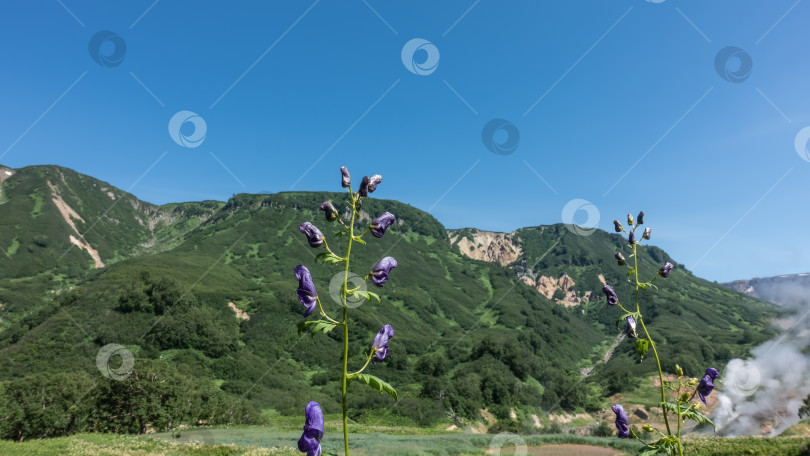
[1,428,809,456]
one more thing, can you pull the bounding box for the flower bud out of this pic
[637,211,644,225]
[602,285,618,306]
[643,227,651,240]
[615,252,626,266]
[367,174,382,193]
[627,213,634,226]
[642,425,654,433]
[628,232,636,245]
[675,364,684,376]
[358,176,370,197]
[319,202,338,222]
[625,315,637,339]
[613,220,623,233]
[340,166,351,188]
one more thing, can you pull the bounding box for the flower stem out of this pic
[341,191,357,456]
[633,242,672,437]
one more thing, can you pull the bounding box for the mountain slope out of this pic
[0,164,222,325]
[0,165,781,437]
[449,225,777,382]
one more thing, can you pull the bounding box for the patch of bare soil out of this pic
[487,444,623,455]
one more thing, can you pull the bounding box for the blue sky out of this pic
[1,1,809,282]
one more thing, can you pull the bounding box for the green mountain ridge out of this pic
[0,164,779,438]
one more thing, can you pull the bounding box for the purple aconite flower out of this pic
[625,316,637,339]
[643,227,651,240]
[659,262,674,278]
[295,265,318,317]
[613,220,623,233]
[602,285,618,306]
[637,211,644,225]
[370,256,397,287]
[341,166,351,188]
[370,212,395,238]
[612,404,630,438]
[697,368,719,404]
[299,222,324,248]
[319,202,338,223]
[628,231,636,245]
[615,252,626,266]
[297,401,324,456]
[372,324,394,361]
[367,174,382,193]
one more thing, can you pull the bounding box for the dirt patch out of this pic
[48,181,104,268]
[228,302,250,321]
[449,230,522,266]
[487,444,622,455]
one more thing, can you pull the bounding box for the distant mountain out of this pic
[0,164,780,437]
[723,273,810,307]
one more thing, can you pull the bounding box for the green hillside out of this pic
[0,165,778,440]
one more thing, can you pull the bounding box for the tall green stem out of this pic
[633,242,672,437]
[341,193,356,456]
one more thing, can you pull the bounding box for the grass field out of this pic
[1,427,809,456]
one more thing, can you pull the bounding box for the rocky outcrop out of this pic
[448,230,522,267]
[521,273,591,307]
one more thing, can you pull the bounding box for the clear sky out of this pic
[1,1,809,283]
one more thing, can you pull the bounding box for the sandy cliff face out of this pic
[448,230,522,267]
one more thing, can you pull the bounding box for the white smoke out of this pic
[714,275,810,436]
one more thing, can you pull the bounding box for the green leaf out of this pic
[615,311,637,330]
[352,237,366,245]
[638,282,647,290]
[298,320,339,337]
[635,338,649,360]
[349,373,398,402]
[353,290,380,303]
[661,402,715,431]
[335,231,347,237]
[315,253,344,264]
